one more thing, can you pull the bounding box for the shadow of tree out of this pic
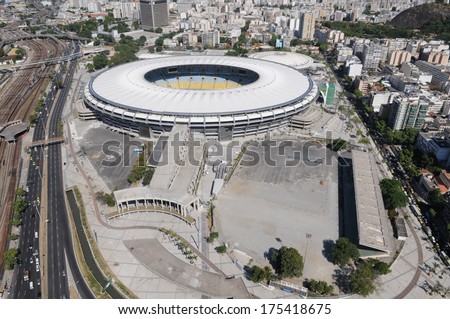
[332,267,352,294]
[322,239,335,263]
[265,247,280,271]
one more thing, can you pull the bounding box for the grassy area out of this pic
[73,187,138,299]
[66,188,109,298]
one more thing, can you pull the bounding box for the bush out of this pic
[95,191,116,207]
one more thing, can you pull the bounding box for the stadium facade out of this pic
[84,56,319,140]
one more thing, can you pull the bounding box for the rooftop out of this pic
[88,55,316,116]
[352,150,394,254]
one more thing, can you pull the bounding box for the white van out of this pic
[29,281,34,290]
[35,231,38,239]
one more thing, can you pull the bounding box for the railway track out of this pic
[0,36,63,279]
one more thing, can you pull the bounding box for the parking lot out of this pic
[215,139,340,283]
[75,120,143,191]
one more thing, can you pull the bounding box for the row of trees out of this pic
[379,179,408,210]
[11,188,28,227]
[160,228,198,263]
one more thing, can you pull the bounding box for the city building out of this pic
[388,96,429,131]
[297,11,315,40]
[415,60,450,87]
[345,56,363,78]
[370,92,392,113]
[140,0,169,30]
[201,30,220,48]
[361,43,383,70]
[387,50,412,66]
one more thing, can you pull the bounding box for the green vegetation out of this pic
[305,279,334,296]
[29,97,46,125]
[206,231,219,244]
[72,187,137,298]
[331,237,360,267]
[127,166,146,183]
[61,19,98,38]
[2,248,18,270]
[322,21,415,39]
[127,151,154,185]
[379,179,408,209]
[328,138,347,152]
[349,262,377,296]
[93,53,108,70]
[428,189,446,212]
[216,244,227,254]
[95,191,116,207]
[348,259,390,297]
[271,246,304,278]
[7,233,19,241]
[57,119,63,137]
[250,265,273,283]
[15,46,26,60]
[11,188,28,227]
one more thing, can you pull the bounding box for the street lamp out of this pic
[304,233,312,266]
[32,199,41,219]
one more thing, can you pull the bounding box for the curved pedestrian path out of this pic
[124,238,249,298]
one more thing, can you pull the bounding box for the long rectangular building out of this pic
[352,150,394,255]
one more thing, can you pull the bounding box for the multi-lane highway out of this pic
[13,42,93,299]
[12,69,59,299]
[45,42,93,299]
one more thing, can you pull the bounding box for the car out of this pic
[29,257,33,264]
[29,245,32,250]
[29,282,34,290]
[34,232,38,239]
[62,270,66,277]
[37,278,40,286]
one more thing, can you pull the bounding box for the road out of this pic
[12,42,93,299]
[45,42,93,299]
[12,68,59,299]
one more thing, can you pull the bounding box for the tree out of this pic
[132,20,140,30]
[349,263,376,296]
[250,265,266,283]
[428,189,446,212]
[93,54,109,70]
[216,244,227,254]
[86,63,94,72]
[250,265,273,283]
[331,237,360,267]
[366,258,391,275]
[272,246,304,278]
[379,179,408,209]
[307,279,334,296]
[328,138,347,151]
[2,248,18,270]
[206,231,219,243]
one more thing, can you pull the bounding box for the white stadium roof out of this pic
[88,56,315,116]
[249,51,314,69]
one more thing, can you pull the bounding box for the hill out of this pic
[389,3,450,29]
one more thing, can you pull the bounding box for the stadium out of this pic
[84,55,319,140]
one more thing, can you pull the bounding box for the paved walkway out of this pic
[124,238,249,298]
